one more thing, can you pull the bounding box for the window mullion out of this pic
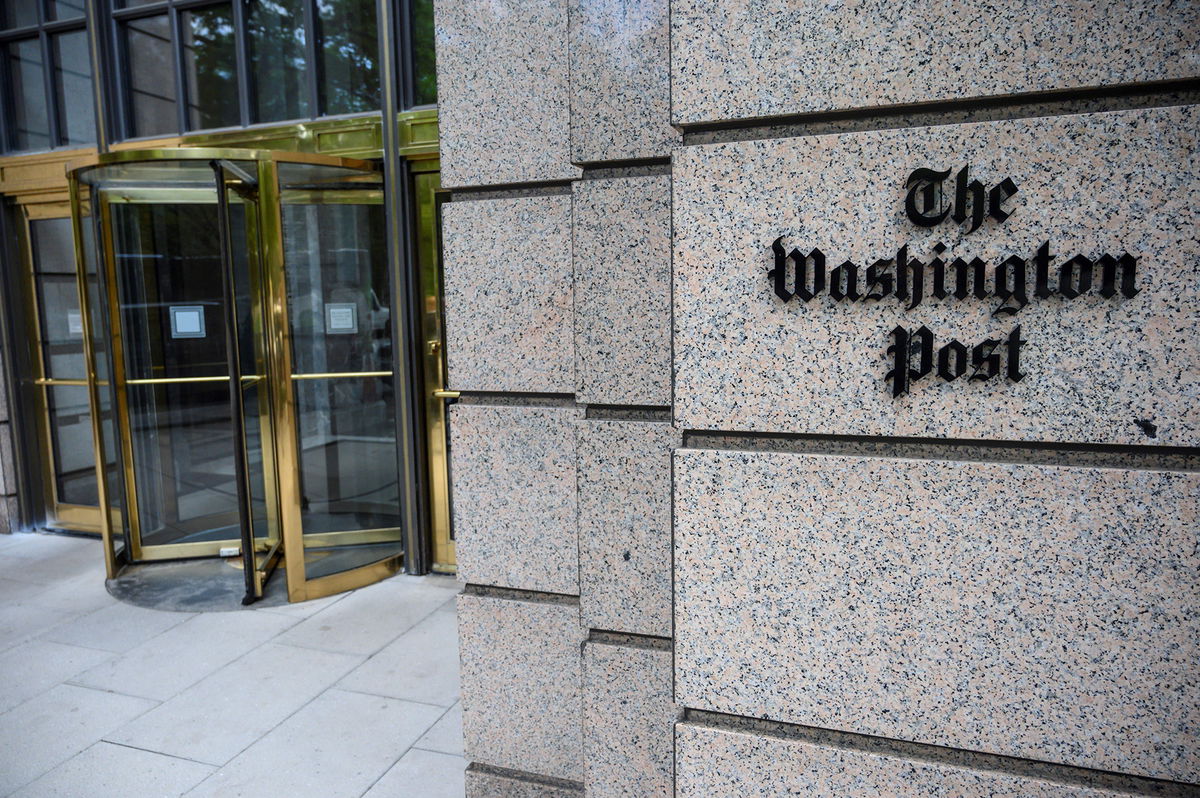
[303,0,319,118]
[230,0,248,127]
[40,28,61,147]
[170,4,187,134]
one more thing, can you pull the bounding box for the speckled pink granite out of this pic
[573,175,672,405]
[677,723,1134,797]
[673,105,1200,445]
[674,449,1200,782]
[583,642,674,797]
[671,0,1200,125]
[449,404,580,594]
[443,196,574,394]
[459,594,585,782]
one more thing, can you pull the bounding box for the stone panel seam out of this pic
[681,431,1200,472]
[583,405,672,421]
[679,78,1200,145]
[578,161,672,178]
[455,393,577,408]
[466,762,586,793]
[461,583,581,606]
[585,629,672,651]
[449,183,574,201]
[680,711,1200,796]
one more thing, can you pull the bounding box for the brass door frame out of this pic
[14,203,106,535]
[68,148,405,601]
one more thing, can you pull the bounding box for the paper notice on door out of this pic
[325,302,358,334]
[66,310,84,337]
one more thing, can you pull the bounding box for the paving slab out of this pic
[363,749,467,798]
[416,702,465,757]
[11,741,214,798]
[0,639,114,714]
[41,601,193,654]
[338,603,460,707]
[106,642,362,766]
[0,683,158,794]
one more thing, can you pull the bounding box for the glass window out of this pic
[5,38,50,151]
[411,0,436,106]
[52,30,95,146]
[182,3,238,130]
[0,1,37,29]
[247,0,310,123]
[317,0,379,115]
[124,15,177,138]
[47,0,86,22]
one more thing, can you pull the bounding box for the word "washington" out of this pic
[768,238,1141,317]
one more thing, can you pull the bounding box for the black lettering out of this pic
[1033,241,1054,299]
[993,255,1029,316]
[768,237,794,302]
[1006,326,1026,382]
[829,260,862,301]
[1059,254,1093,299]
[970,338,1001,381]
[951,257,989,300]
[1097,252,1140,299]
[930,242,949,300]
[885,325,934,398]
[865,258,894,301]
[951,165,987,234]
[937,340,968,381]
[988,177,1019,223]
[905,168,951,227]
[895,245,925,311]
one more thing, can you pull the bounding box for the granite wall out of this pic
[434,0,1199,794]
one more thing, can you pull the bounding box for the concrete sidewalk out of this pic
[0,531,465,797]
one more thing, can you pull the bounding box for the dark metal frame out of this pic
[0,0,92,152]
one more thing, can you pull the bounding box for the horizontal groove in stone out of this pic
[577,160,672,178]
[455,392,577,408]
[461,583,581,606]
[586,629,673,650]
[448,182,574,201]
[681,710,1200,796]
[681,430,1200,472]
[466,762,586,793]
[583,405,672,421]
[680,79,1200,145]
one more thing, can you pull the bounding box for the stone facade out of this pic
[435,0,1199,794]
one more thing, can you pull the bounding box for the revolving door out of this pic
[69,149,406,603]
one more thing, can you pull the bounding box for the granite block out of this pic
[577,420,677,636]
[466,768,583,797]
[573,175,671,405]
[569,0,678,162]
[449,404,579,594]
[676,723,1134,797]
[670,0,1200,125]
[443,196,573,394]
[434,0,580,187]
[674,105,1200,445]
[583,641,674,797]
[674,449,1200,781]
[458,594,585,782]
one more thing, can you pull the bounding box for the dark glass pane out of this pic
[117,0,162,7]
[1,1,37,29]
[411,0,436,106]
[317,0,379,115]
[47,385,100,506]
[47,0,86,21]
[52,30,95,146]
[182,3,239,130]
[124,15,177,137]
[281,202,390,376]
[31,218,86,379]
[247,0,309,123]
[6,38,50,151]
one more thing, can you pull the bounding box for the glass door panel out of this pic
[274,161,403,592]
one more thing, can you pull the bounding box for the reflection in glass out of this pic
[47,0,86,21]
[317,0,379,115]
[183,4,239,130]
[5,38,50,151]
[248,0,309,123]
[48,386,100,506]
[0,1,36,29]
[411,0,436,106]
[124,16,177,137]
[52,30,95,146]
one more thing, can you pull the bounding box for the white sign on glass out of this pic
[325,302,358,334]
[170,305,206,339]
